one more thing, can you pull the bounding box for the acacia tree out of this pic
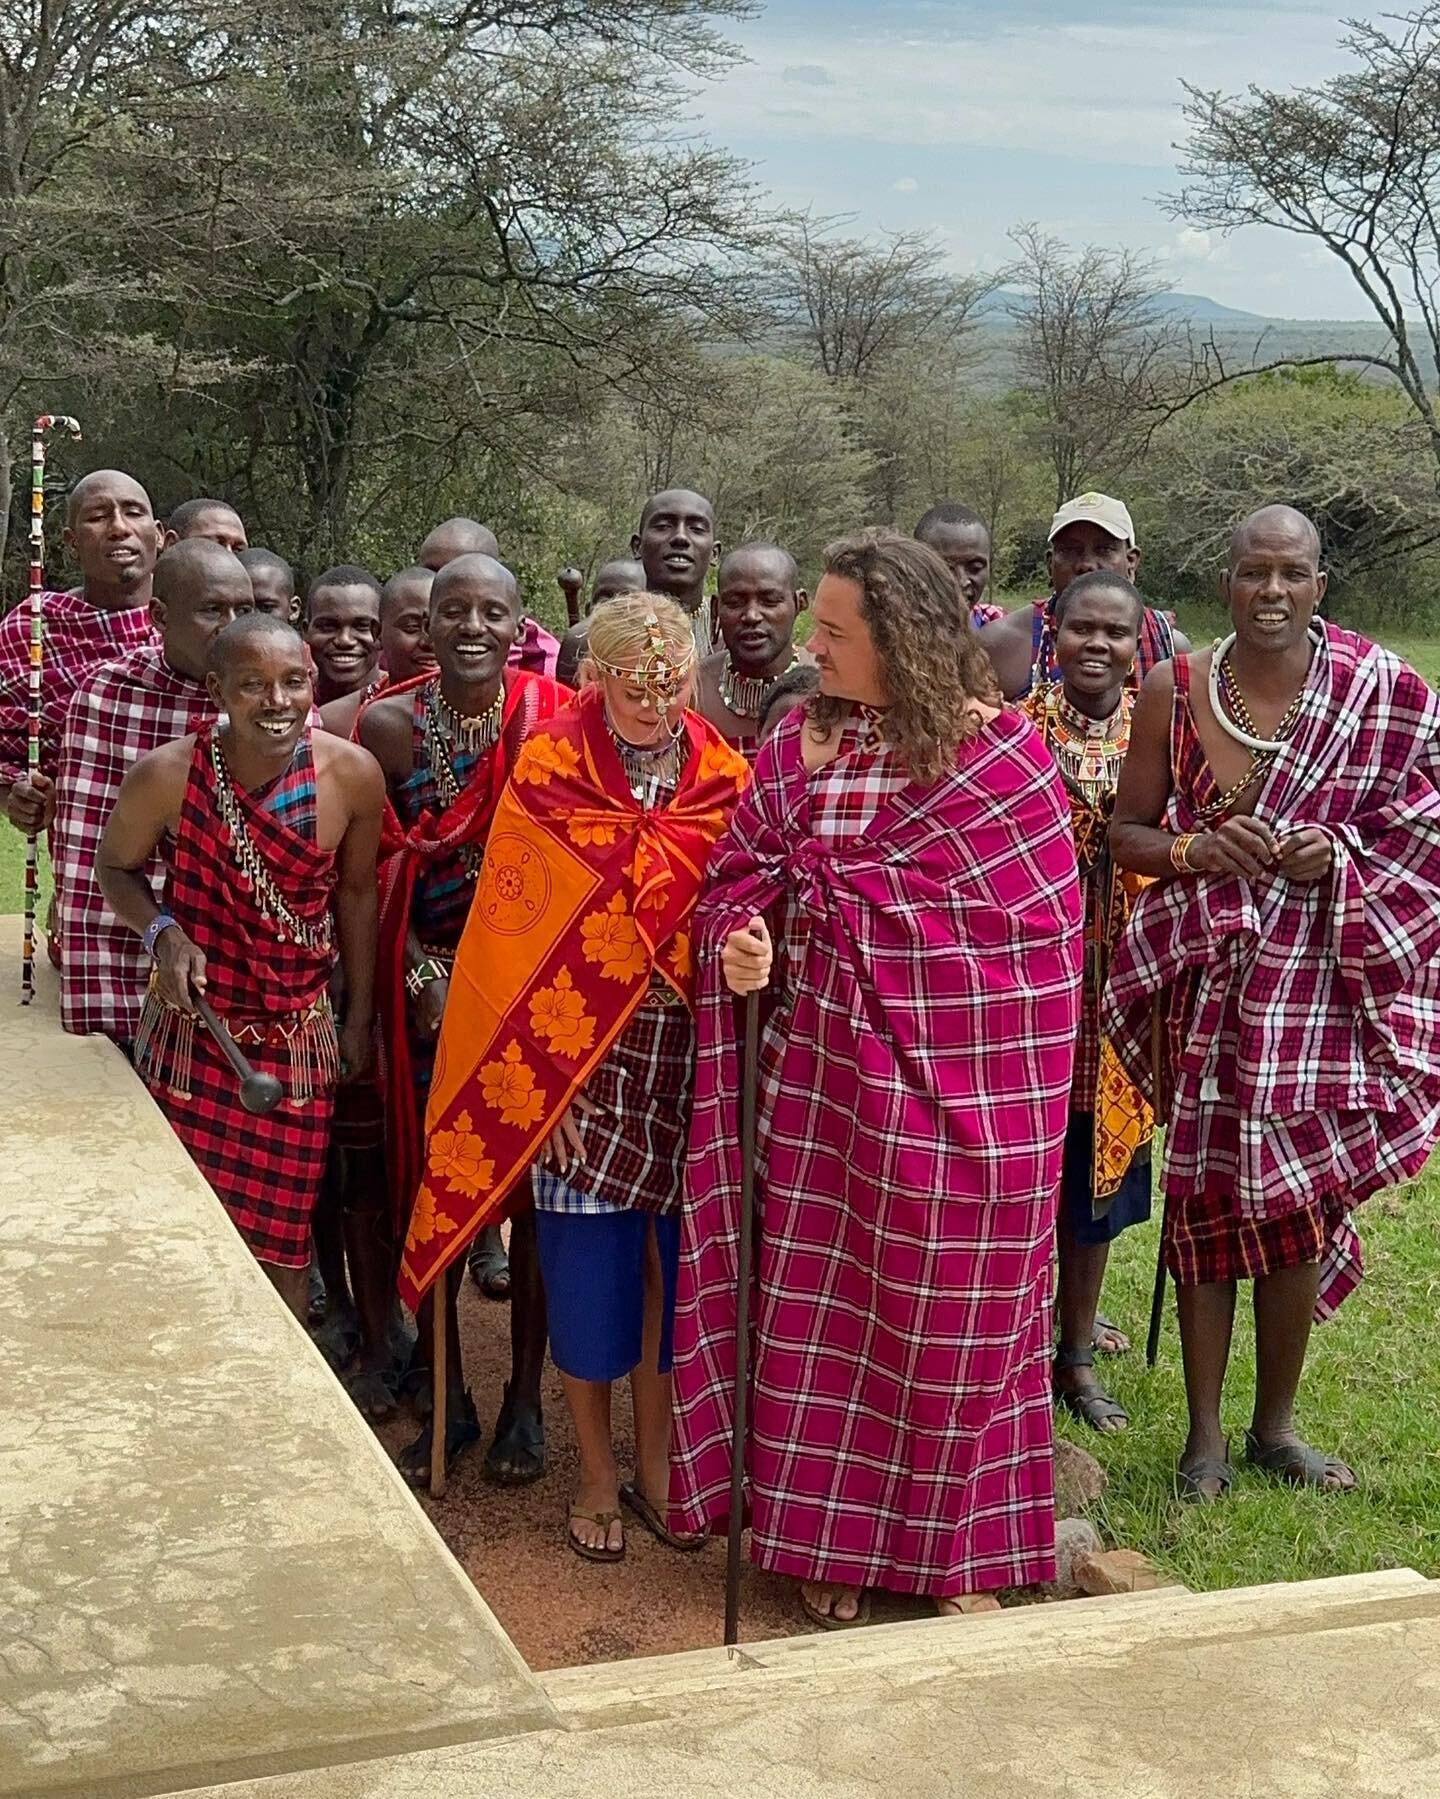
[1171,4,1440,476]
[134,0,769,565]
[1007,224,1190,509]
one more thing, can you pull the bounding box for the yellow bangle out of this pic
[1170,833,1197,874]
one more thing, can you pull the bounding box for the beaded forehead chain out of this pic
[590,611,695,708]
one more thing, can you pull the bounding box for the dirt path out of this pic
[372,1276,933,1670]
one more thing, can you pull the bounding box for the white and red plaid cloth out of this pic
[0,590,154,787]
[669,704,1081,1598]
[54,644,215,1039]
[1105,622,1440,1319]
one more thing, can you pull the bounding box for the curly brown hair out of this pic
[808,528,1000,782]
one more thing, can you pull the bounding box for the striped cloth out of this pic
[139,728,339,1268]
[54,645,215,1040]
[1104,623,1440,1319]
[0,590,154,786]
[669,703,1081,1598]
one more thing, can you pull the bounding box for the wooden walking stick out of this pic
[1145,997,1167,1368]
[430,1272,449,1497]
[20,412,82,1004]
[724,989,761,1648]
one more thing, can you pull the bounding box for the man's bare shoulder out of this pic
[313,728,385,808]
[979,604,1035,646]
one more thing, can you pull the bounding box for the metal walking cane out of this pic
[724,988,761,1648]
[20,412,82,1004]
[1145,996,1167,1367]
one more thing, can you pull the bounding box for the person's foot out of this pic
[1177,1428,1233,1503]
[619,1479,708,1551]
[1091,1312,1131,1356]
[398,1391,481,1490]
[1244,1429,1356,1492]
[1053,1348,1128,1433]
[568,1476,624,1558]
[484,1384,546,1485]
[936,1593,1002,1617]
[343,1364,398,1422]
[310,1309,360,1371]
[467,1225,510,1300]
[307,1262,326,1325]
[799,1582,866,1626]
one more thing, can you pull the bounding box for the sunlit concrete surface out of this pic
[0,920,555,1798]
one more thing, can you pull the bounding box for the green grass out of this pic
[1072,1170,1440,1588]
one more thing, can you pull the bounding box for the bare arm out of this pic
[1168,622,1193,654]
[333,747,384,1076]
[977,609,1035,700]
[1111,664,1276,880]
[97,743,207,1011]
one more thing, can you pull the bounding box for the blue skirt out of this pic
[534,1206,680,1382]
[1062,1111,1152,1247]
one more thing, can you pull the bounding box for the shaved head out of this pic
[1228,505,1322,571]
[719,542,799,589]
[418,516,500,571]
[66,468,152,527]
[430,552,518,609]
[208,610,305,677]
[153,537,249,607]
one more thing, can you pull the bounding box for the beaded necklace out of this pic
[1039,686,1131,807]
[1195,630,1315,823]
[420,679,502,874]
[210,734,333,952]
[719,654,799,721]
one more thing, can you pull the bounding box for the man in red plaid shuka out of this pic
[55,540,252,1043]
[1,469,160,853]
[671,531,1081,1627]
[98,614,384,1318]
[1108,506,1440,1502]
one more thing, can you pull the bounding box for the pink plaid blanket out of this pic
[669,708,1081,1596]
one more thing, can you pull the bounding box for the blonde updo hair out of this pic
[581,591,696,680]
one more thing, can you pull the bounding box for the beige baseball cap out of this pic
[1047,492,1135,546]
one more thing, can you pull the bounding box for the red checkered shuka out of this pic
[54,645,215,1040]
[0,590,154,786]
[669,704,1083,1598]
[138,726,339,1268]
[1104,623,1440,1319]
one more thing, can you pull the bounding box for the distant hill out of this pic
[975,288,1268,325]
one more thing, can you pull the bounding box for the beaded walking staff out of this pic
[20,412,82,1005]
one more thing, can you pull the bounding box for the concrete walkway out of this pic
[0,926,554,1798]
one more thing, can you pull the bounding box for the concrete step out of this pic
[541,1569,1437,1730]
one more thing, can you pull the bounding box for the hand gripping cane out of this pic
[20,413,82,1004]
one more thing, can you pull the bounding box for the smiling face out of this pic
[304,583,381,695]
[1053,583,1140,712]
[807,573,887,707]
[64,471,162,602]
[631,490,716,610]
[1047,520,1138,598]
[920,520,991,610]
[209,635,315,765]
[428,556,521,692]
[381,569,436,680]
[716,547,804,677]
[1222,512,1327,654]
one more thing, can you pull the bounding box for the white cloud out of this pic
[1170,226,1231,265]
[892,176,919,192]
[702,7,1349,168]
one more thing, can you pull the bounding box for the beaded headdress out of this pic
[589,610,695,710]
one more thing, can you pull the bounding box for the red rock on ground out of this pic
[1071,1547,1180,1598]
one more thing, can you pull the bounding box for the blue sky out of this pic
[697,0,1368,318]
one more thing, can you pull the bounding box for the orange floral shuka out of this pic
[400,684,749,1309]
